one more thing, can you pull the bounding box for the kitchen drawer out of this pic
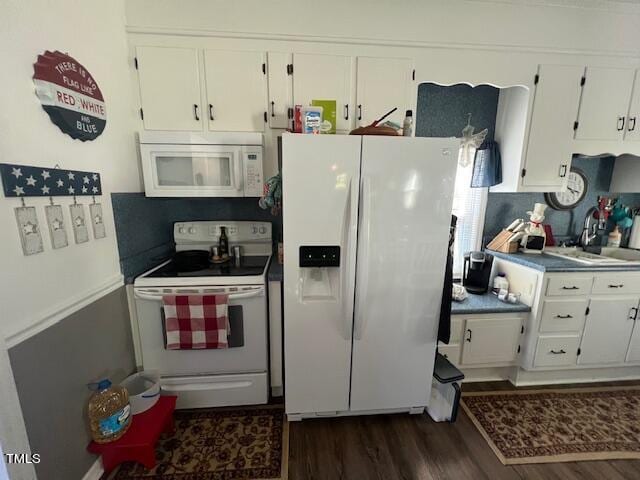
[438,343,461,366]
[450,316,464,344]
[539,299,588,333]
[592,274,640,295]
[545,276,592,297]
[533,335,580,368]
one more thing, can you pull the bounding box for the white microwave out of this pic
[139,131,264,197]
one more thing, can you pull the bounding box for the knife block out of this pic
[486,230,519,253]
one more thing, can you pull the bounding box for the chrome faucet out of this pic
[580,206,601,247]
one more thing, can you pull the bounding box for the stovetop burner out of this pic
[146,255,270,278]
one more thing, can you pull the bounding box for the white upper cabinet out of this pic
[293,54,354,132]
[267,52,293,129]
[203,50,267,132]
[624,70,640,142]
[574,67,636,141]
[578,297,639,365]
[356,57,413,127]
[521,65,584,190]
[136,46,203,131]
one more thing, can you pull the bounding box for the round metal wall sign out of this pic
[33,51,106,141]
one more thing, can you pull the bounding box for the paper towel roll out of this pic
[629,215,640,250]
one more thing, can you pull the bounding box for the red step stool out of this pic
[87,395,177,475]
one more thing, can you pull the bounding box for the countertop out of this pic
[451,292,531,315]
[491,250,640,272]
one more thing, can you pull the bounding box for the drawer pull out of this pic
[465,329,472,343]
[549,349,567,355]
[630,307,638,321]
[555,314,573,319]
[561,286,579,290]
[608,284,624,289]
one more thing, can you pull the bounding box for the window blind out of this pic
[451,147,488,277]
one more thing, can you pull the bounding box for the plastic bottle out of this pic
[402,110,413,136]
[492,273,509,295]
[88,379,131,443]
[607,225,622,247]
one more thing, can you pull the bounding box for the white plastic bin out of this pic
[120,371,160,415]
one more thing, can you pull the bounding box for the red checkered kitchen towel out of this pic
[162,295,230,349]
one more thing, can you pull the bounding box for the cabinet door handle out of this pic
[608,284,624,289]
[549,349,567,355]
[271,101,276,118]
[555,314,573,319]
[344,104,349,120]
[630,307,638,320]
[358,104,362,121]
[193,104,200,121]
[559,164,568,178]
[465,329,472,343]
[628,116,637,131]
[617,116,626,131]
[208,104,214,121]
[561,286,579,290]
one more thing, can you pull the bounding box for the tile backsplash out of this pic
[111,193,281,281]
[484,156,640,244]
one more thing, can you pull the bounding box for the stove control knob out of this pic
[188,227,196,234]
[251,226,258,234]
[259,226,266,234]
[178,227,186,234]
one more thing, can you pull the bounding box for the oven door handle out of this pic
[134,287,264,302]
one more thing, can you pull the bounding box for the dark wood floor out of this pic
[287,381,640,480]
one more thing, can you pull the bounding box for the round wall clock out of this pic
[544,167,588,210]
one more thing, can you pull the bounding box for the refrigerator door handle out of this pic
[354,176,372,341]
[340,177,354,340]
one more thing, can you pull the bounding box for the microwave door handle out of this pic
[233,154,243,191]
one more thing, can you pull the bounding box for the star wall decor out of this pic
[0,163,101,197]
[45,204,68,249]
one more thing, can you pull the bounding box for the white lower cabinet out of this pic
[539,298,588,333]
[578,296,639,365]
[627,320,640,362]
[534,335,580,367]
[460,317,522,365]
[437,343,461,366]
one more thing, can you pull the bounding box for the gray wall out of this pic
[111,193,281,281]
[416,82,640,245]
[9,287,135,480]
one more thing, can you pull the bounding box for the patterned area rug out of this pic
[461,386,640,465]
[112,405,288,479]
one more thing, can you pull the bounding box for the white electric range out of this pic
[133,221,272,409]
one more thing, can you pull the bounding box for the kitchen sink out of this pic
[599,247,640,262]
[544,246,640,266]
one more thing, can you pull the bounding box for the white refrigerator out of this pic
[283,134,458,420]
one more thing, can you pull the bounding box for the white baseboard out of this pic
[514,366,640,387]
[82,457,103,480]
